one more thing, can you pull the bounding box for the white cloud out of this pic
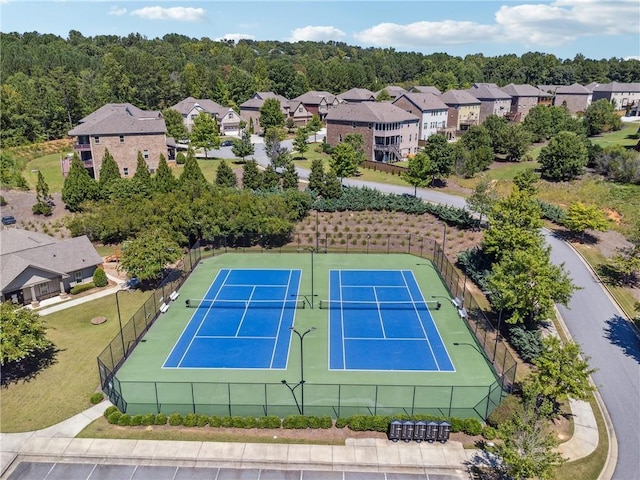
[130,6,206,22]
[290,26,346,42]
[108,6,127,17]
[353,0,639,49]
[217,33,256,43]
[354,20,498,47]
[624,56,640,61]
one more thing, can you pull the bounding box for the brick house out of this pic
[1,229,103,306]
[540,83,592,114]
[500,84,552,122]
[337,87,376,103]
[171,97,241,135]
[291,91,341,121]
[589,82,640,111]
[439,90,481,133]
[66,103,174,180]
[239,92,290,134]
[287,99,313,127]
[392,92,449,141]
[376,85,408,101]
[467,84,512,122]
[325,102,420,163]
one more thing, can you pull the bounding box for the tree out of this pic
[259,98,285,132]
[307,158,326,195]
[513,168,540,195]
[486,243,576,325]
[162,108,188,142]
[97,148,120,195]
[307,114,323,142]
[422,133,455,179]
[539,131,588,181]
[323,169,344,199]
[154,154,176,193]
[190,112,219,158]
[376,89,391,101]
[119,229,182,282]
[466,176,498,229]
[132,151,152,188]
[231,130,254,161]
[607,246,640,285]
[402,151,433,195]
[264,126,289,168]
[32,170,53,216]
[343,133,367,167]
[241,160,262,190]
[61,153,99,212]
[262,163,280,190]
[215,159,237,188]
[500,123,533,162]
[178,149,208,197]
[1,301,52,367]
[329,142,359,182]
[531,336,596,411]
[594,145,640,184]
[565,202,608,240]
[285,117,296,133]
[293,127,309,160]
[483,114,509,153]
[281,160,299,189]
[584,98,622,136]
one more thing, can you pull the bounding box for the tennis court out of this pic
[163,269,301,369]
[327,269,454,372]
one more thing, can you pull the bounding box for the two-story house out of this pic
[337,87,376,103]
[468,84,512,122]
[392,92,449,142]
[171,97,241,136]
[66,103,174,180]
[439,90,481,133]
[589,82,640,111]
[325,102,420,163]
[540,83,592,114]
[239,92,290,134]
[500,84,552,122]
[291,91,341,121]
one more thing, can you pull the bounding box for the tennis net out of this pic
[318,299,441,310]
[185,298,305,309]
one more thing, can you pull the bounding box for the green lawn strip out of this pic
[25,152,68,193]
[0,291,150,433]
[77,416,345,445]
[589,121,640,149]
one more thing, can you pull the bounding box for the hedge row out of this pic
[70,282,95,295]
[538,199,566,225]
[102,407,496,440]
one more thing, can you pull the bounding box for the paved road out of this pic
[209,133,640,478]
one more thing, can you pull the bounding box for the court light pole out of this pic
[289,326,316,415]
[298,247,316,308]
[115,289,127,355]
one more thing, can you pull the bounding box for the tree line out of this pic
[2,30,639,147]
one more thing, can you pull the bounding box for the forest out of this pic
[2,29,640,147]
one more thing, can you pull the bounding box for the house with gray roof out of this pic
[439,90,481,133]
[376,86,408,101]
[325,102,419,163]
[539,83,592,114]
[67,103,174,180]
[0,229,103,306]
[468,84,512,122]
[239,92,291,134]
[337,87,376,103]
[392,92,449,141]
[589,82,640,111]
[171,97,241,136]
[500,84,552,122]
[411,86,442,95]
[291,91,341,121]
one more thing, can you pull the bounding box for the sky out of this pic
[1,0,639,61]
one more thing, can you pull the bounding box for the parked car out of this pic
[2,215,17,225]
[220,140,234,147]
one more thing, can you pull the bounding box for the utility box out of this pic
[413,420,427,442]
[437,421,451,443]
[387,420,402,442]
[425,421,439,443]
[401,420,415,442]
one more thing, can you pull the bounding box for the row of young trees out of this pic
[3,29,639,147]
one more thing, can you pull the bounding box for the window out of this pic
[150,168,155,174]
[298,107,303,113]
[339,134,343,142]
[229,112,234,118]
[94,136,100,144]
[74,271,83,284]
[352,122,356,129]
[143,149,149,159]
[123,167,129,177]
[119,135,125,143]
[39,283,50,296]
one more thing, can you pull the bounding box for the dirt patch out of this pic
[1,188,70,239]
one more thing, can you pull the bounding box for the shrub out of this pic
[335,417,349,429]
[93,268,108,287]
[258,416,281,429]
[282,415,308,429]
[104,406,119,418]
[168,413,183,426]
[346,415,370,431]
[90,393,104,404]
[449,417,465,433]
[220,416,234,427]
[319,416,333,429]
[486,395,523,428]
[70,282,95,295]
[231,416,245,428]
[508,325,544,362]
[130,415,144,426]
[209,416,223,427]
[306,416,322,429]
[107,411,122,425]
[141,414,155,426]
[463,418,483,436]
[176,152,186,165]
[196,415,210,427]
[242,417,257,428]
[117,414,131,426]
[482,426,498,440]
[183,413,197,427]
[538,200,566,225]
[0,196,6,206]
[154,413,167,425]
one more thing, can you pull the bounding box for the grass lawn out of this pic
[25,152,71,193]
[589,121,640,149]
[0,290,150,432]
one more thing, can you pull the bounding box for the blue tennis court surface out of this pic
[164,269,301,369]
[329,270,454,372]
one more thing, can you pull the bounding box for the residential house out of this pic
[468,84,512,122]
[337,87,376,103]
[1,229,103,306]
[392,92,449,141]
[589,82,640,111]
[286,99,313,127]
[539,83,592,114]
[325,102,420,163]
[239,92,290,134]
[439,90,481,133]
[171,97,241,136]
[291,91,341,121]
[411,86,442,95]
[376,85,408,101]
[66,103,174,180]
[500,84,552,122]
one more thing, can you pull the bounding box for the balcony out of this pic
[73,143,92,152]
